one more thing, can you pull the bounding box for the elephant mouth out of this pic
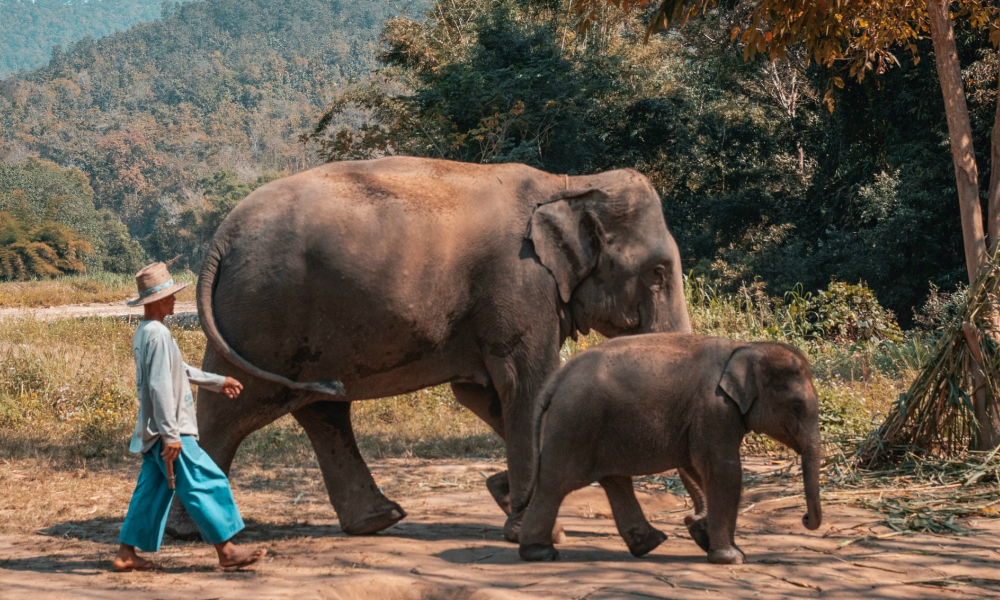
[599,312,643,338]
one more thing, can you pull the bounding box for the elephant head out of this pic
[527,169,691,338]
[719,343,823,531]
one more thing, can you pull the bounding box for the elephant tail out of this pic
[197,235,345,397]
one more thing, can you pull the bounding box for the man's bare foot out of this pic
[215,540,266,571]
[113,543,161,572]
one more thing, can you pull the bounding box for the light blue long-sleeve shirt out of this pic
[129,319,226,453]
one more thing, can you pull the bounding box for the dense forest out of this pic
[0,0,423,269]
[310,0,999,321]
[0,158,145,278]
[0,0,194,78]
[1,0,998,322]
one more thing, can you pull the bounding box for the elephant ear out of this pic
[526,189,604,304]
[719,346,762,415]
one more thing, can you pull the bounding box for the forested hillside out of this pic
[311,0,999,319]
[0,159,145,278]
[0,0,422,269]
[0,0,195,78]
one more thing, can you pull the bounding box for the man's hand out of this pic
[221,376,243,399]
[161,440,182,463]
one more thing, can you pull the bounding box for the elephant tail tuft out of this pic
[198,231,346,398]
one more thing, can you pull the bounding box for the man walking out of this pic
[114,262,265,572]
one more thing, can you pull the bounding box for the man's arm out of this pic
[184,363,226,391]
[184,362,244,399]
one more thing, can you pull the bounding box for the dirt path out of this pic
[0,301,197,321]
[2,458,998,599]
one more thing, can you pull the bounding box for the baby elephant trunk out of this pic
[799,436,823,530]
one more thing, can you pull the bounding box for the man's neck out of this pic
[143,309,168,322]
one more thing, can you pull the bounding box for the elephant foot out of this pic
[340,502,407,536]
[486,471,512,516]
[707,546,746,565]
[624,527,667,558]
[684,515,710,553]
[165,501,201,541]
[502,511,522,543]
[519,543,559,562]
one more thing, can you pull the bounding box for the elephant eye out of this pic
[649,265,667,289]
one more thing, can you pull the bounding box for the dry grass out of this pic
[0,271,196,308]
[0,314,503,468]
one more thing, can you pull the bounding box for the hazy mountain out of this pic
[0,0,198,78]
[0,0,425,262]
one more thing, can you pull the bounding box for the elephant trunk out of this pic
[800,434,823,530]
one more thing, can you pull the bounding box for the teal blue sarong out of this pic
[119,436,244,552]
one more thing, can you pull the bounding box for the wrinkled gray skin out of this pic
[517,333,823,565]
[166,156,691,539]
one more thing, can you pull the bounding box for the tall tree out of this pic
[573,0,1000,447]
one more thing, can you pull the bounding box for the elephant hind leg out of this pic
[600,476,666,558]
[167,372,293,540]
[517,476,567,562]
[679,467,710,552]
[292,399,405,535]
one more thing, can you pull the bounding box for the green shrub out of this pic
[788,281,903,344]
[912,283,967,334]
[817,380,884,445]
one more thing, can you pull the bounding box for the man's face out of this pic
[162,294,175,315]
[150,294,175,315]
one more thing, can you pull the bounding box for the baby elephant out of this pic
[517,333,822,565]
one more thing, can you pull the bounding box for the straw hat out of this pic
[127,262,191,306]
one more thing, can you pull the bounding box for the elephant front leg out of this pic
[451,382,511,515]
[292,400,406,535]
[600,476,666,557]
[481,328,560,543]
[495,373,550,544]
[703,459,746,565]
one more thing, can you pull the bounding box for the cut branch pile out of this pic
[856,258,1000,466]
[828,447,1000,534]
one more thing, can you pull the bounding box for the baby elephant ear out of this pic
[719,346,761,415]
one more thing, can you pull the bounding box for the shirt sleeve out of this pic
[184,362,227,392]
[147,331,181,444]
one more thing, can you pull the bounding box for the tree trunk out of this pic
[989,50,1000,255]
[927,0,986,283]
[927,0,998,450]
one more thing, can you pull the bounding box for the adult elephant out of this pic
[167,156,691,539]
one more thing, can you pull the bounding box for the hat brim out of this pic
[127,281,192,307]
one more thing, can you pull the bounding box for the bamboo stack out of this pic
[856,257,1000,467]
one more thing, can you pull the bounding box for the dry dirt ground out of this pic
[1,457,999,599]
